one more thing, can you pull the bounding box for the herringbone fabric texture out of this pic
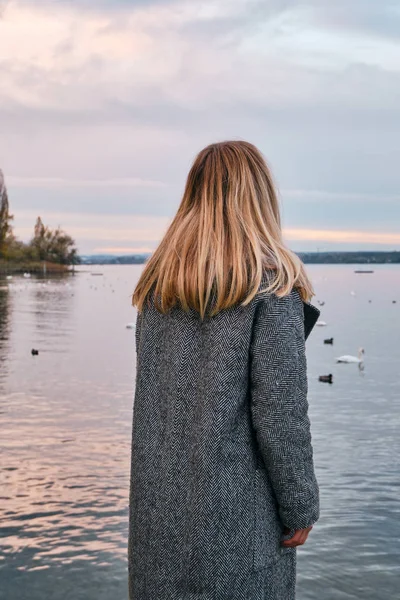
[128,271,320,599]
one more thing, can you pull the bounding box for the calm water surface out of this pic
[0,265,399,599]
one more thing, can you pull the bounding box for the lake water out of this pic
[0,264,399,600]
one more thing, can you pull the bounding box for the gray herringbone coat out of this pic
[128,272,320,599]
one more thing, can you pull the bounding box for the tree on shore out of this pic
[0,170,80,267]
[0,170,14,259]
[31,216,51,261]
[30,217,79,265]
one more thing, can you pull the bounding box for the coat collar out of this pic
[259,269,321,339]
[303,301,320,340]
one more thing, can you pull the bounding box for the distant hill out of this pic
[80,251,400,265]
[298,251,400,264]
[80,253,151,265]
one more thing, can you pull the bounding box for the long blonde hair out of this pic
[132,140,314,318]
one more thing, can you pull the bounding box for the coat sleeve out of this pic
[249,287,320,530]
[135,310,142,356]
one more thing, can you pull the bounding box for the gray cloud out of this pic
[1,0,399,251]
[297,0,400,40]
[8,0,400,42]
[14,0,176,9]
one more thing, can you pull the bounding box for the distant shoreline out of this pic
[1,252,399,274]
[79,251,400,266]
[0,260,72,275]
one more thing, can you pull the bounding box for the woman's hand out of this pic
[281,525,313,548]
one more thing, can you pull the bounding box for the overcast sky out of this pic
[1,0,399,254]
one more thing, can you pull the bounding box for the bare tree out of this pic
[0,169,14,258]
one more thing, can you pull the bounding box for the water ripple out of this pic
[1,266,400,600]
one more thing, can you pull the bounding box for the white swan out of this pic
[336,347,365,363]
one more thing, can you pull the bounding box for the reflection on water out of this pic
[0,284,11,387]
[0,265,400,600]
[0,269,138,600]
